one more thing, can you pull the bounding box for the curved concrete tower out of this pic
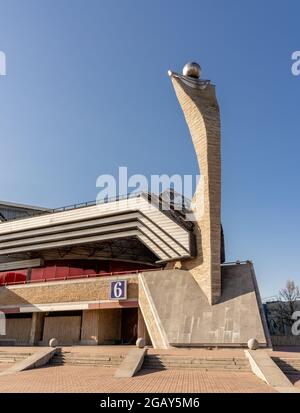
[168,65,221,305]
[138,65,270,348]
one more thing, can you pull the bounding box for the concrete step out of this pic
[50,352,125,367]
[142,355,250,371]
[143,359,249,365]
[145,356,248,364]
[0,353,32,357]
[143,364,249,371]
[272,358,300,374]
[51,359,123,366]
[0,353,32,363]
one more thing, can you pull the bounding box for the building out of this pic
[0,62,270,348]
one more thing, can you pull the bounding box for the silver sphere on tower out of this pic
[182,62,202,79]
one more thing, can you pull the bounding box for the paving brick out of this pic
[0,365,276,393]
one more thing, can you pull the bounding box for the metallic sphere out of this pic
[182,62,201,78]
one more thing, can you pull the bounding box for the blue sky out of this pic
[0,0,299,298]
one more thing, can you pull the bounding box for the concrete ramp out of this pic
[0,347,57,376]
[139,263,269,347]
[115,348,147,378]
[246,350,300,393]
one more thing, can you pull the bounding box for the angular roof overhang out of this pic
[0,194,194,263]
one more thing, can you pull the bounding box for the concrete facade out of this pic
[140,263,269,347]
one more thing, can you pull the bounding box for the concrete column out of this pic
[169,69,221,305]
[137,308,151,345]
[29,312,44,345]
[80,310,99,345]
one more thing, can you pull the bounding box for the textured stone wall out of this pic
[171,76,221,305]
[0,276,138,306]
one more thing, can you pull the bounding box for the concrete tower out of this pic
[168,63,221,305]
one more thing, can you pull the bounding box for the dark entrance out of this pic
[121,308,138,344]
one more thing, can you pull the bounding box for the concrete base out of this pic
[139,262,270,347]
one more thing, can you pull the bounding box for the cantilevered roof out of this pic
[0,194,194,263]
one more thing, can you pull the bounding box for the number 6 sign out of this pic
[110,280,127,300]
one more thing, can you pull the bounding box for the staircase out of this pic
[0,351,32,364]
[50,350,125,367]
[142,355,250,371]
[272,357,300,376]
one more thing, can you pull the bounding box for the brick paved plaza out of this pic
[0,364,276,393]
[1,346,300,393]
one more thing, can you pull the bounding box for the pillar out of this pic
[80,310,99,345]
[29,312,44,345]
[169,64,222,304]
[137,308,151,345]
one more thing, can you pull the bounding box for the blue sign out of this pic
[110,280,127,300]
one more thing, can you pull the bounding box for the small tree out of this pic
[275,280,300,334]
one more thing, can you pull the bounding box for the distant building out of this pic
[0,200,49,222]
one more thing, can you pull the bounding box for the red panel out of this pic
[0,259,156,285]
[55,266,70,278]
[44,266,56,279]
[69,267,83,277]
[31,268,44,281]
[3,271,26,284]
[83,268,97,276]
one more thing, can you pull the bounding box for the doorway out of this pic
[121,308,138,344]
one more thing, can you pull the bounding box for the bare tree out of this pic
[275,280,300,334]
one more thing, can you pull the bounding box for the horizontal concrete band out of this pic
[0,258,44,271]
[0,197,191,261]
[0,299,139,314]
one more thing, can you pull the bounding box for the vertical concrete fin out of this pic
[138,274,170,349]
[169,71,221,304]
[248,262,273,348]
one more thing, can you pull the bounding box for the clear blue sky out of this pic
[0,0,299,298]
